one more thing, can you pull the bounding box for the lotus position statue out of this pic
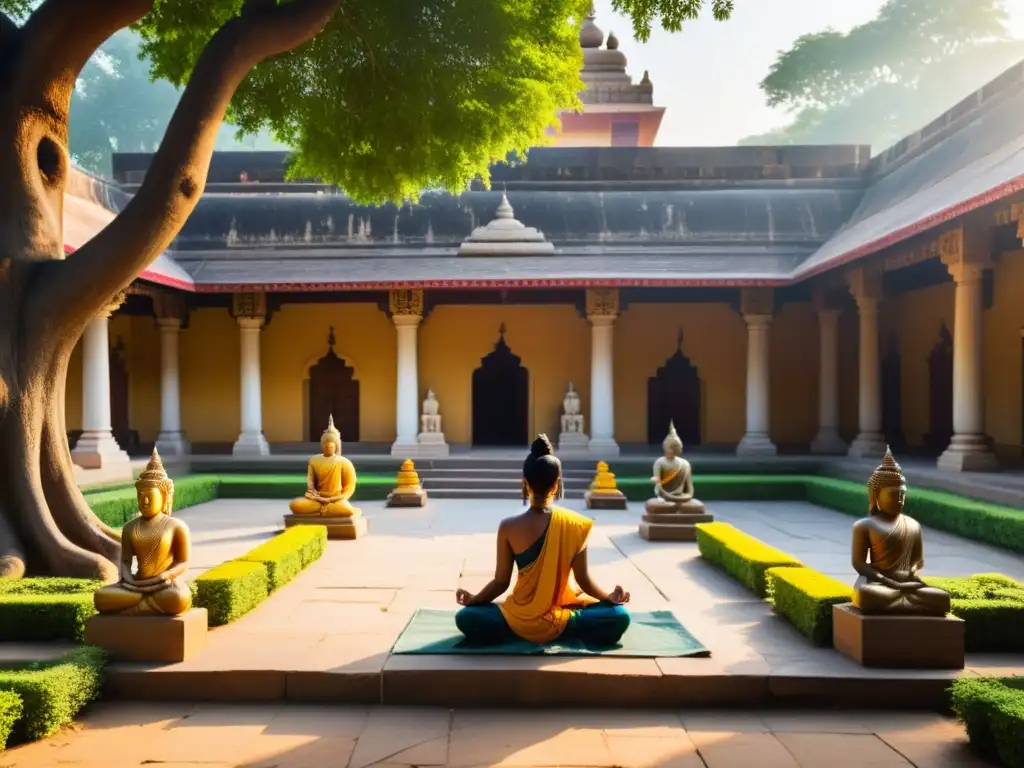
[94,449,192,616]
[851,448,950,616]
[455,435,631,647]
[421,390,441,433]
[289,415,361,518]
[646,422,705,514]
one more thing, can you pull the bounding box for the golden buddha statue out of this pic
[645,422,705,514]
[585,460,627,509]
[289,415,361,518]
[386,459,427,507]
[851,448,951,616]
[93,449,192,617]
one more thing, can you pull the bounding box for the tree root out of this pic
[0,501,27,580]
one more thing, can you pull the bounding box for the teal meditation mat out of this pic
[391,608,710,657]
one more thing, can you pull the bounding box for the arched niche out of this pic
[472,325,528,446]
[306,327,360,442]
[925,322,953,454]
[647,330,702,446]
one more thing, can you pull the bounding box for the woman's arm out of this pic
[457,523,514,606]
[571,548,628,604]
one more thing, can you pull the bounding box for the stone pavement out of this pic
[0,703,992,767]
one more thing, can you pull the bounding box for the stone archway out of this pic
[307,327,359,442]
[648,330,702,446]
[925,322,953,454]
[472,325,528,446]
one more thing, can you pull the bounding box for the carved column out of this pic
[154,294,189,457]
[846,266,887,458]
[937,228,998,471]
[810,289,846,454]
[587,288,620,456]
[231,293,270,457]
[72,292,132,472]
[736,288,777,455]
[389,289,427,456]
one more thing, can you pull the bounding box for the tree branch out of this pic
[16,0,153,120]
[40,0,341,329]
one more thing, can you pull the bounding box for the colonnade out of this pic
[70,251,999,470]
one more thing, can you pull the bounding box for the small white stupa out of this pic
[458,193,555,256]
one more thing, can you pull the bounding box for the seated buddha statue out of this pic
[289,415,360,518]
[645,422,705,514]
[94,449,192,617]
[455,435,631,648]
[851,448,951,616]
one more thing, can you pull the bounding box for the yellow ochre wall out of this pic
[985,250,1024,450]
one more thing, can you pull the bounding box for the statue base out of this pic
[585,490,627,510]
[232,431,270,457]
[832,603,964,669]
[847,432,887,459]
[156,431,191,458]
[283,514,368,540]
[558,431,590,457]
[587,437,620,457]
[810,427,847,455]
[416,432,450,457]
[84,608,208,663]
[387,488,427,507]
[735,432,777,456]
[936,435,999,473]
[71,429,132,472]
[644,498,707,515]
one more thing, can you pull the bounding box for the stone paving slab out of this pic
[0,703,992,767]
[89,498,1024,709]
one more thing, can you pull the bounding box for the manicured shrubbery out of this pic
[0,578,105,643]
[767,566,851,646]
[237,525,328,591]
[951,677,1024,768]
[694,522,803,597]
[0,691,24,751]
[616,474,808,503]
[0,646,105,746]
[86,474,219,527]
[925,573,1024,652]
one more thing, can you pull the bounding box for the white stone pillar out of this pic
[938,229,997,471]
[72,295,132,472]
[586,288,619,456]
[846,268,887,458]
[155,317,189,457]
[391,314,421,455]
[736,314,777,455]
[810,308,846,454]
[232,315,269,456]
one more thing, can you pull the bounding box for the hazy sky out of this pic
[592,0,1024,146]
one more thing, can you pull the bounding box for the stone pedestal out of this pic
[584,490,627,510]
[558,431,590,456]
[283,514,368,540]
[71,430,133,473]
[84,609,208,663]
[937,435,999,472]
[417,432,450,457]
[639,499,714,541]
[832,603,964,669]
[387,488,427,507]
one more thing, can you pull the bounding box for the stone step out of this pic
[420,476,591,489]
[417,468,593,479]
[426,488,589,500]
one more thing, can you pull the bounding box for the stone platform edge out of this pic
[100,656,967,710]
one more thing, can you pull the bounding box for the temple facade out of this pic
[58,36,1024,474]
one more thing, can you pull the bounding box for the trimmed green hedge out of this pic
[951,677,1024,767]
[694,522,803,598]
[0,579,105,643]
[617,475,808,503]
[237,525,328,591]
[0,646,105,746]
[925,573,1024,652]
[767,566,851,646]
[86,474,219,527]
[0,691,23,751]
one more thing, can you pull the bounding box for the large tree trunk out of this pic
[0,0,340,579]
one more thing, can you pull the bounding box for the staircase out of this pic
[414,458,605,500]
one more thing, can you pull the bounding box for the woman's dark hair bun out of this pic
[529,434,554,459]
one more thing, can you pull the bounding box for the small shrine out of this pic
[557,381,589,456]
[417,389,449,456]
[387,459,428,507]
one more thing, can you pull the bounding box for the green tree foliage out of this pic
[740,0,1024,152]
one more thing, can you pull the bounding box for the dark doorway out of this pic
[881,333,905,452]
[472,326,528,446]
[109,337,137,451]
[925,323,953,454]
[648,330,701,446]
[308,328,359,442]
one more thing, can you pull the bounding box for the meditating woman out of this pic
[455,434,631,647]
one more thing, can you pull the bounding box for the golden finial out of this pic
[321,414,341,444]
[135,448,175,514]
[663,421,683,452]
[867,446,905,492]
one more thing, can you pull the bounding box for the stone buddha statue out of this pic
[851,448,951,616]
[289,415,361,518]
[645,422,705,514]
[561,382,584,434]
[93,449,193,617]
[421,389,441,433]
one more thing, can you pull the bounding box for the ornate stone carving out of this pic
[845,265,884,308]
[585,288,619,318]
[389,289,424,318]
[740,287,773,317]
[232,292,267,320]
[938,226,992,284]
[153,291,188,325]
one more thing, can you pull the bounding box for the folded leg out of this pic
[563,604,631,647]
[455,604,517,645]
